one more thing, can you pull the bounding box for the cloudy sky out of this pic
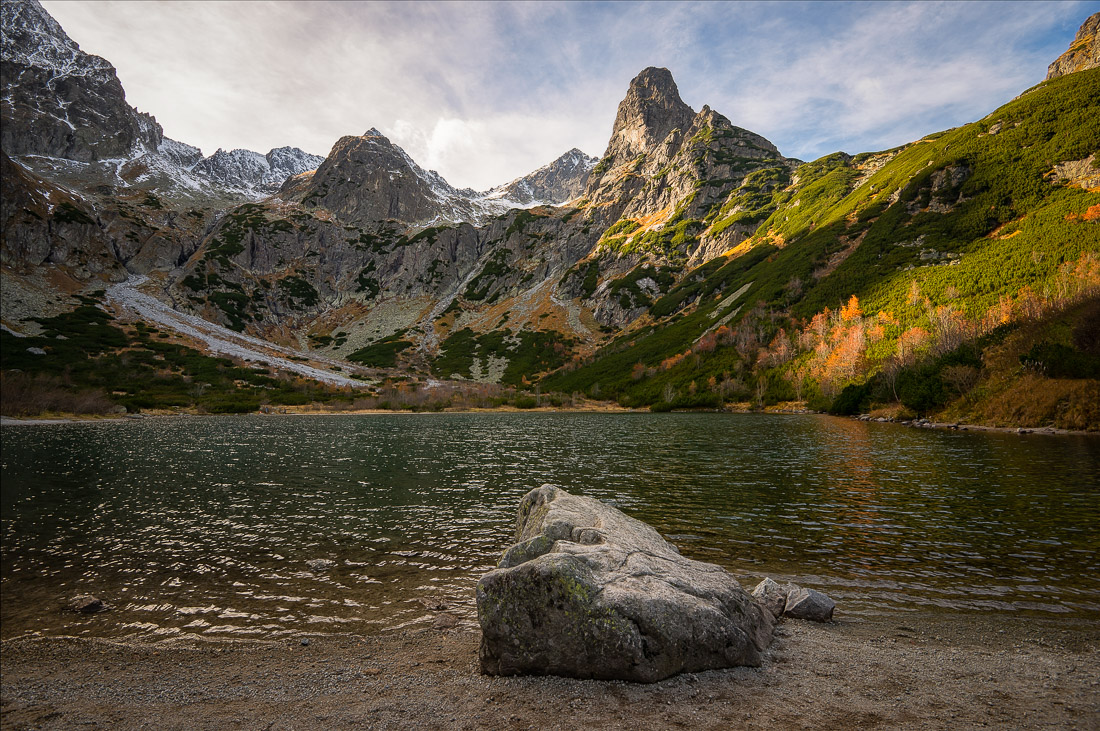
[41,0,1098,191]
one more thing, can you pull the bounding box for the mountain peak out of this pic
[1,0,163,160]
[628,66,682,99]
[484,148,598,206]
[600,67,695,169]
[1046,12,1100,80]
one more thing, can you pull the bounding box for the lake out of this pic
[2,413,1098,643]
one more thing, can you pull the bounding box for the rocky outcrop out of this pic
[1046,12,1100,80]
[485,148,597,206]
[593,67,695,175]
[0,0,162,161]
[192,146,323,196]
[0,151,126,280]
[574,65,794,291]
[477,485,774,682]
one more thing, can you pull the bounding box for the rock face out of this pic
[485,148,597,206]
[597,67,695,171]
[477,485,774,682]
[0,0,162,161]
[1047,13,1100,80]
[578,66,795,283]
[191,146,323,196]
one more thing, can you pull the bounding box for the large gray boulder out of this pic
[476,485,774,682]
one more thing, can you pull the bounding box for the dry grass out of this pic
[955,373,1100,430]
[0,372,116,417]
[943,376,1100,432]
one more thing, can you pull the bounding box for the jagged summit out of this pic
[1047,12,1100,80]
[192,146,323,196]
[285,130,490,224]
[1,0,318,199]
[284,129,595,225]
[484,147,597,206]
[601,67,695,167]
[0,0,162,160]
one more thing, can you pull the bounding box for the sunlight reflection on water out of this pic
[2,413,1098,642]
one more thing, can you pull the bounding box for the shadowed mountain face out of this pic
[1,0,322,200]
[0,0,162,161]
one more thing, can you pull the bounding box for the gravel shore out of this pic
[2,613,1097,730]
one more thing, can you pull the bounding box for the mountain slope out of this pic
[542,65,1100,427]
[3,1,1096,427]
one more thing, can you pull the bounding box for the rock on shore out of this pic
[752,578,836,622]
[476,485,774,682]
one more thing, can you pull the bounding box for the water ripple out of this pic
[2,413,1098,642]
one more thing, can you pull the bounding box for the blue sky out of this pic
[41,0,1099,190]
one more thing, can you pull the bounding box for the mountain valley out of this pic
[2,0,1098,428]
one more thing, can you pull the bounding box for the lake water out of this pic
[2,413,1098,644]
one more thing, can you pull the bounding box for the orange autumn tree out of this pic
[840,294,862,322]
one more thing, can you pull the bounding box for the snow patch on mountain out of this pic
[0,0,114,85]
[190,147,322,197]
[478,147,598,208]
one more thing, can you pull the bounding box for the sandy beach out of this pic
[2,612,1097,730]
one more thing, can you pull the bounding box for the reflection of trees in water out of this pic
[815,416,887,572]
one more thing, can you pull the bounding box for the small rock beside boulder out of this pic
[66,594,107,613]
[751,578,835,622]
[751,577,789,618]
[476,485,774,683]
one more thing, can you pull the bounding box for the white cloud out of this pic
[38,0,1094,188]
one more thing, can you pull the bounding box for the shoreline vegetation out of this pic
[2,612,1097,729]
[2,408,1096,437]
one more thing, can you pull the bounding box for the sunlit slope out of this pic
[542,68,1100,418]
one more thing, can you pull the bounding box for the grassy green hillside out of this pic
[542,68,1100,428]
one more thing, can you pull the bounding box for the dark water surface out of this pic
[2,413,1098,643]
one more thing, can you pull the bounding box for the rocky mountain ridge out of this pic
[0,0,162,162]
[1047,11,1099,80]
[281,130,595,227]
[2,2,1096,430]
[483,148,598,206]
[192,146,325,197]
[1,0,322,202]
